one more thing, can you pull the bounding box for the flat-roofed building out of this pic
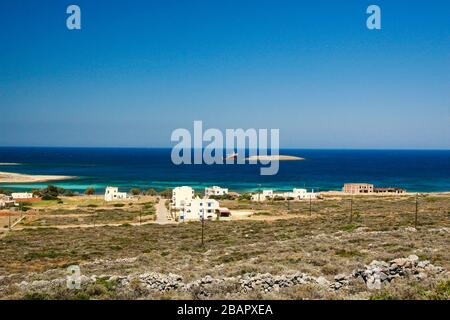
[251,189,274,202]
[205,186,228,197]
[172,186,195,209]
[180,197,219,221]
[11,192,33,200]
[0,194,16,208]
[343,183,374,194]
[104,187,128,202]
[374,187,406,194]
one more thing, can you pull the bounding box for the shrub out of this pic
[238,193,252,201]
[254,211,272,216]
[130,188,141,196]
[334,248,363,258]
[84,188,95,196]
[209,194,235,200]
[41,194,59,200]
[159,189,172,198]
[341,223,359,232]
[18,202,32,211]
[37,185,65,200]
[0,189,12,195]
[24,292,52,300]
[424,280,450,300]
[145,188,157,196]
[64,190,75,197]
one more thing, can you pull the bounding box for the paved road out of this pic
[155,198,174,224]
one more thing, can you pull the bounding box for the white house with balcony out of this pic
[180,197,219,221]
[104,187,128,202]
[172,186,195,209]
[205,186,228,197]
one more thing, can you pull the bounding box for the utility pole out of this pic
[201,214,205,247]
[415,193,418,228]
[349,194,353,223]
[309,193,312,215]
[257,184,262,207]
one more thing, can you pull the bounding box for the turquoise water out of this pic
[0,147,449,193]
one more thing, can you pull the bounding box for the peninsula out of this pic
[0,172,75,183]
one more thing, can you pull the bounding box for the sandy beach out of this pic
[246,155,305,161]
[0,171,75,183]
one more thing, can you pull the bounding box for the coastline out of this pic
[0,148,449,192]
[0,171,76,183]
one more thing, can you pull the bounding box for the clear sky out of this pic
[0,0,449,148]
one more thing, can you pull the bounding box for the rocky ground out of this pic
[0,254,448,299]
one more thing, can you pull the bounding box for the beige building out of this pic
[343,183,374,194]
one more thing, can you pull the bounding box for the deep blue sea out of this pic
[0,147,449,193]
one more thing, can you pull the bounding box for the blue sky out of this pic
[0,0,449,148]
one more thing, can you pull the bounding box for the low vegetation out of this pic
[0,193,448,299]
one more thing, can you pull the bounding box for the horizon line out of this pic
[1,146,450,151]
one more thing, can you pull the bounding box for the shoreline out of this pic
[246,155,304,161]
[0,171,76,184]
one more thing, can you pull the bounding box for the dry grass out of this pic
[0,194,448,299]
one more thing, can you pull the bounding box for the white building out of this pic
[11,192,33,200]
[172,186,195,209]
[290,188,307,198]
[0,194,16,208]
[251,189,274,202]
[104,187,128,202]
[252,188,317,201]
[180,197,219,221]
[304,190,317,200]
[262,190,274,198]
[281,188,317,199]
[205,186,229,197]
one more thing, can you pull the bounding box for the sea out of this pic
[0,147,449,193]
